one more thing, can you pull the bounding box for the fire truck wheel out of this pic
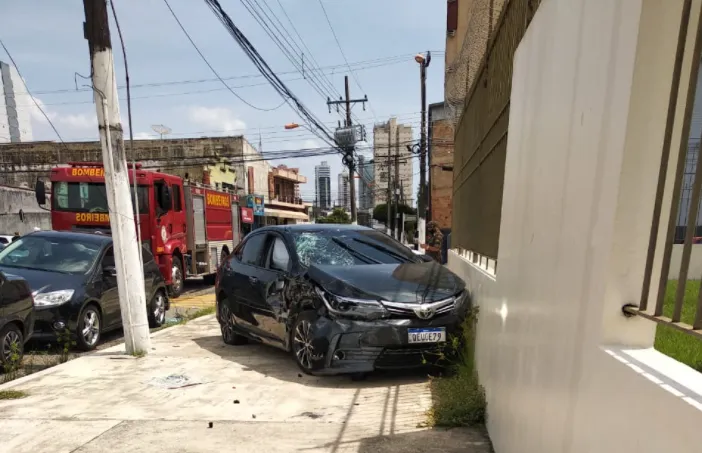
[169,258,184,299]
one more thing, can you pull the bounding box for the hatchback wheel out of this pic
[291,311,325,375]
[76,305,101,351]
[219,303,247,345]
[149,290,167,328]
[0,324,23,370]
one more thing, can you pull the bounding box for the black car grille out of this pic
[374,344,446,369]
[382,293,459,319]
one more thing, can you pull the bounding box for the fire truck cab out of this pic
[37,163,242,298]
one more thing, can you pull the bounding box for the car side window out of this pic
[241,234,267,267]
[269,237,290,273]
[102,246,115,269]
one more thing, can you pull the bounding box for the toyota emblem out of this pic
[414,306,435,320]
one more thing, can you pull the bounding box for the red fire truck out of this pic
[35,162,243,298]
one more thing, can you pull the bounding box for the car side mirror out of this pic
[35,180,46,205]
[103,266,118,278]
[275,280,285,291]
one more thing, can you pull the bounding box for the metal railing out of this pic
[626,0,702,340]
[451,0,541,259]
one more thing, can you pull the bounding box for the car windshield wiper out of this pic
[351,238,415,263]
[330,237,381,264]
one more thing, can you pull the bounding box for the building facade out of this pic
[265,164,309,225]
[0,61,33,143]
[373,117,413,207]
[314,160,332,209]
[429,102,454,229]
[357,155,374,211]
[337,169,350,211]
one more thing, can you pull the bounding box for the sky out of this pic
[0,0,446,203]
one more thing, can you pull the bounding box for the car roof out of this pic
[22,230,113,245]
[256,224,374,234]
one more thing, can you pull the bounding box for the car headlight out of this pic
[315,287,388,320]
[33,289,75,308]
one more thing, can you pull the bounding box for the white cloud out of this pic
[28,96,97,136]
[187,106,246,134]
[133,132,156,140]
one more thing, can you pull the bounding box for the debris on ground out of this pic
[146,374,204,389]
[298,412,322,419]
[233,399,240,404]
[208,422,213,428]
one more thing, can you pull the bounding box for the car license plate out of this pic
[408,327,446,344]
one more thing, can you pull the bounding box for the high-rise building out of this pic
[314,161,331,210]
[0,61,33,143]
[373,117,413,207]
[337,169,350,211]
[358,155,375,211]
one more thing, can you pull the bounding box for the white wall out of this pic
[242,139,270,197]
[448,0,702,452]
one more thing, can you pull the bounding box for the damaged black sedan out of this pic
[215,224,470,375]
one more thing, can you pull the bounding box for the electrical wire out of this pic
[162,0,285,112]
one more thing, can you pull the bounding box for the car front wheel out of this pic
[291,311,327,375]
[0,323,24,371]
[76,305,101,351]
[149,290,167,328]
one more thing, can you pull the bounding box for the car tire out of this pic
[76,304,101,351]
[0,323,24,371]
[169,258,184,299]
[149,290,167,328]
[291,310,326,375]
[219,302,247,345]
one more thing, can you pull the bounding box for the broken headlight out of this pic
[315,287,388,320]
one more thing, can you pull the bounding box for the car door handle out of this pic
[249,276,258,284]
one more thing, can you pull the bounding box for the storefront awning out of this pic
[264,208,309,221]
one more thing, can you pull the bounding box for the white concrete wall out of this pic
[242,139,270,197]
[668,245,702,280]
[448,0,702,452]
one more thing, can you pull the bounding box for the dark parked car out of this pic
[0,271,34,369]
[215,224,470,376]
[0,231,169,351]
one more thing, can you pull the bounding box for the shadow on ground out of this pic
[192,334,432,389]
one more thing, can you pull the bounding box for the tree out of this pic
[317,207,351,224]
[372,203,416,224]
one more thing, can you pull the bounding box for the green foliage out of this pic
[1,340,22,383]
[427,307,487,427]
[655,280,702,371]
[0,390,27,400]
[372,203,416,224]
[317,207,351,224]
[57,329,76,364]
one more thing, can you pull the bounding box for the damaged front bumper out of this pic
[306,311,466,375]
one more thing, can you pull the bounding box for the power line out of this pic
[162,0,285,112]
[316,0,377,120]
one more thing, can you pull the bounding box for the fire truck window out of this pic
[172,185,182,212]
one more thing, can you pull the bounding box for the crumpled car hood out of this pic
[307,261,465,304]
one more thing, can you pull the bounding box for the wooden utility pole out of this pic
[83,0,151,354]
[394,148,400,240]
[416,51,431,246]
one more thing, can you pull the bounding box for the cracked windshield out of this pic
[6,0,695,452]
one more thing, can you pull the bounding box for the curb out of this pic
[0,314,217,391]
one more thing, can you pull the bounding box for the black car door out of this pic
[255,233,292,344]
[97,246,121,328]
[227,232,269,337]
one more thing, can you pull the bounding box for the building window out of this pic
[447,0,458,35]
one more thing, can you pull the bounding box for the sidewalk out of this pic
[0,316,491,453]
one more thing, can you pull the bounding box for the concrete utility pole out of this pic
[416,51,431,247]
[387,123,393,236]
[83,0,151,354]
[327,76,368,225]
